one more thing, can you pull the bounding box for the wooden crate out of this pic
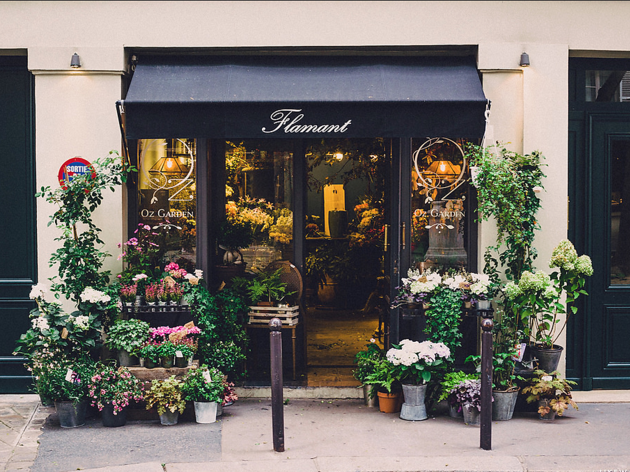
[248,305,299,326]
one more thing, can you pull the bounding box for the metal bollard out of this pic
[478,303,494,451]
[269,318,284,452]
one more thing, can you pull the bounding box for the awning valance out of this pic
[118,55,488,139]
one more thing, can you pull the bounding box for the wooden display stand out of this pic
[246,305,300,380]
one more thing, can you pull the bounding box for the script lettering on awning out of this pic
[262,109,352,134]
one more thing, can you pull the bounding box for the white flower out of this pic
[73,315,90,330]
[471,273,490,284]
[194,269,203,279]
[29,284,47,300]
[470,281,490,297]
[541,375,553,382]
[132,274,148,282]
[31,316,49,331]
[80,287,111,304]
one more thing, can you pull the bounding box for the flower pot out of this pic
[477,300,492,310]
[161,356,174,369]
[538,399,557,420]
[117,349,137,367]
[217,403,223,417]
[139,357,145,367]
[194,401,218,423]
[55,400,87,428]
[448,403,463,418]
[462,404,480,426]
[175,355,188,368]
[362,384,378,408]
[145,358,160,369]
[101,403,127,427]
[492,389,519,421]
[400,384,428,421]
[530,345,563,373]
[159,410,179,425]
[257,301,274,307]
[376,391,402,413]
[187,356,194,367]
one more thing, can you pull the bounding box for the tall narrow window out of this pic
[136,138,197,271]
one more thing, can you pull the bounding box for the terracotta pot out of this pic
[377,391,402,413]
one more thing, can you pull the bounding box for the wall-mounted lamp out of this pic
[70,53,81,68]
[519,52,530,67]
[333,152,344,161]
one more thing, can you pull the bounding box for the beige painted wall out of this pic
[34,71,124,310]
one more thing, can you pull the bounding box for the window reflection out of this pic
[137,138,197,271]
[411,137,469,271]
[610,139,630,284]
[586,70,630,102]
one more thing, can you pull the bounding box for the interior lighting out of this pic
[334,152,344,161]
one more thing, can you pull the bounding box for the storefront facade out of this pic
[1,1,630,391]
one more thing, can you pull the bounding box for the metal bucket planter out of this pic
[55,400,88,428]
[538,399,557,421]
[492,389,519,421]
[161,356,174,369]
[363,384,378,408]
[194,401,218,423]
[101,403,127,427]
[531,345,563,373]
[159,410,179,425]
[117,349,137,367]
[175,355,188,368]
[449,403,463,418]
[400,384,428,421]
[462,404,480,426]
[144,358,160,369]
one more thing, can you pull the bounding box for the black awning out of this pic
[119,56,488,139]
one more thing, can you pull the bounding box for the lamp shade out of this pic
[70,53,81,68]
[519,52,530,67]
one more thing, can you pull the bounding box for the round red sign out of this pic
[58,157,95,189]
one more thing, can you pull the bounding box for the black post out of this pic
[270,318,285,452]
[479,305,494,451]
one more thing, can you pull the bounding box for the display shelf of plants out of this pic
[13,152,247,428]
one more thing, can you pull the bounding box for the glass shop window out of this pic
[224,140,294,270]
[136,138,197,272]
[585,70,630,102]
[411,137,469,271]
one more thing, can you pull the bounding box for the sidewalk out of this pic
[2,391,630,472]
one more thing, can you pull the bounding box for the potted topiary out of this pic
[105,319,151,367]
[144,376,187,425]
[181,365,225,423]
[522,369,578,420]
[87,363,144,427]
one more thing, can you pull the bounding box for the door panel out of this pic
[588,115,630,388]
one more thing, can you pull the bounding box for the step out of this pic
[235,385,364,400]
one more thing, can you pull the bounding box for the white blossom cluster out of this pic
[72,315,91,330]
[386,339,450,367]
[29,283,47,300]
[79,287,111,304]
[31,316,50,331]
[402,270,442,295]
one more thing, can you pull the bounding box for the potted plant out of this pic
[157,284,169,307]
[386,339,451,421]
[174,343,195,368]
[144,283,158,307]
[390,268,441,309]
[88,363,144,427]
[37,357,94,428]
[158,341,177,368]
[504,239,593,372]
[105,319,151,367]
[238,268,295,306]
[353,340,385,407]
[139,343,161,369]
[363,357,402,414]
[216,217,253,266]
[181,365,225,423]
[120,284,137,307]
[450,379,485,426]
[522,369,578,420]
[438,371,479,418]
[144,375,187,425]
[169,283,183,305]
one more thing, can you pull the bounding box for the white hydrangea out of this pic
[471,273,490,284]
[194,269,203,279]
[386,339,450,367]
[29,284,47,300]
[73,315,91,330]
[80,287,111,304]
[31,316,49,331]
[470,281,490,297]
